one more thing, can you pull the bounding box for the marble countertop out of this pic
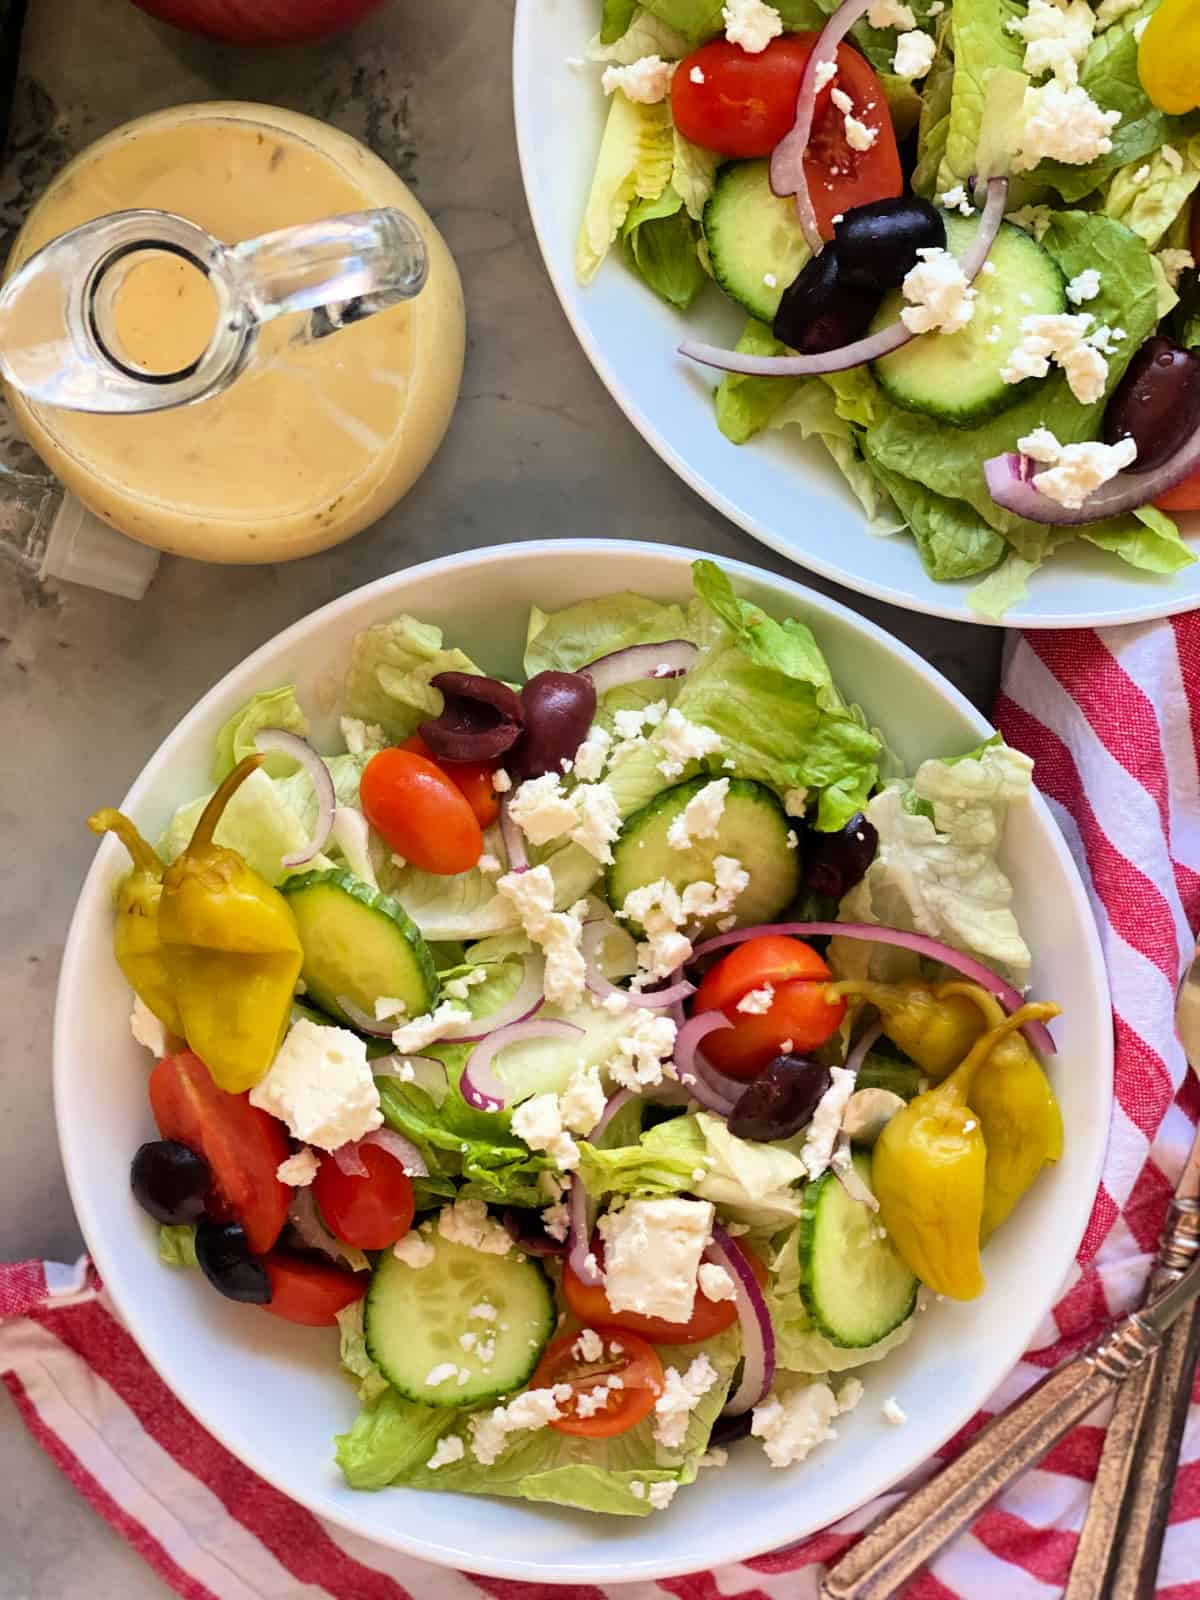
[0,1,1001,1592]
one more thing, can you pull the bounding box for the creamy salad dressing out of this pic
[5,103,465,562]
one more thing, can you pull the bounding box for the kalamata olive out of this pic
[728,1056,832,1142]
[709,1408,755,1447]
[195,1221,272,1304]
[130,1139,210,1225]
[772,245,879,355]
[510,670,598,781]
[419,672,524,762]
[833,198,946,292]
[1102,336,1200,471]
[803,812,879,900]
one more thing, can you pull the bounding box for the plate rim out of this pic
[54,538,1113,1581]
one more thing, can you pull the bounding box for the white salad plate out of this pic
[512,0,1200,629]
[56,541,1111,1582]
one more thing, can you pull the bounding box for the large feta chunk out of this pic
[653,1353,720,1449]
[604,1008,678,1090]
[512,1092,581,1170]
[1006,0,1094,86]
[900,248,976,335]
[507,773,578,846]
[598,1197,713,1322]
[249,1019,381,1150]
[1013,81,1120,172]
[893,29,936,79]
[722,0,783,53]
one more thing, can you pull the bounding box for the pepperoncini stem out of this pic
[934,982,1007,1031]
[190,753,264,851]
[88,808,164,877]
[946,1001,1061,1098]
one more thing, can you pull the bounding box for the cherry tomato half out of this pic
[311,1144,415,1251]
[529,1328,665,1438]
[1155,464,1200,510]
[562,1241,766,1344]
[399,735,500,829]
[694,937,845,1080]
[260,1254,366,1326]
[360,747,483,874]
[672,35,902,238]
[149,1051,290,1255]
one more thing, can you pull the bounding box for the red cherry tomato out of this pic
[399,735,500,828]
[562,1241,766,1344]
[529,1328,665,1438]
[149,1051,290,1255]
[311,1144,415,1251]
[672,35,903,239]
[1155,464,1200,510]
[260,1254,365,1326]
[360,747,483,874]
[694,937,846,1080]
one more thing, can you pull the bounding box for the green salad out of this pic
[576,0,1200,615]
[100,561,1063,1517]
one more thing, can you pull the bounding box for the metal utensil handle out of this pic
[1107,1296,1200,1600]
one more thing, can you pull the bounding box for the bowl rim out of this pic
[54,538,1113,1581]
[510,1,1200,632]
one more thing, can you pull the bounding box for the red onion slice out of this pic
[288,1186,343,1263]
[332,1142,369,1177]
[581,640,698,694]
[363,1127,428,1177]
[689,921,1055,1056]
[371,1053,449,1107]
[844,1018,883,1078]
[461,1017,583,1111]
[769,0,875,252]
[254,728,336,869]
[336,994,395,1038]
[567,1175,603,1286]
[588,1086,635,1141]
[707,1224,776,1415]
[582,923,696,1010]
[674,1012,740,1116]
[681,177,1009,380]
[499,794,529,874]
[446,956,546,1042]
[983,423,1200,525]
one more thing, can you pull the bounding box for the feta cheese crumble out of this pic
[427,1435,465,1470]
[605,1008,679,1090]
[573,1328,605,1364]
[867,0,914,26]
[512,1093,581,1170]
[656,708,723,779]
[736,983,775,1015]
[393,1230,436,1268]
[438,1197,512,1256]
[689,64,706,84]
[491,768,512,793]
[844,113,878,152]
[814,57,839,91]
[882,1396,908,1426]
[1028,435,1137,509]
[938,183,974,217]
[497,865,588,1007]
[390,1001,472,1054]
[799,1066,857,1179]
[1006,0,1094,86]
[443,967,488,1002]
[666,778,730,850]
[339,716,385,756]
[751,1378,863,1468]
[722,0,783,54]
[653,1353,720,1449]
[893,29,936,79]
[698,1262,737,1302]
[601,56,675,105]
[1013,81,1120,173]
[1065,268,1101,305]
[1000,312,1108,403]
[130,995,168,1058]
[250,1019,382,1151]
[276,1148,320,1187]
[572,724,612,782]
[425,1363,462,1387]
[506,772,577,845]
[560,1061,608,1134]
[599,1197,714,1323]
[900,248,976,335]
[470,1386,572,1465]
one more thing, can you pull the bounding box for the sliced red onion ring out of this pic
[681,177,1009,380]
[769,0,875,252]
[330,806,375,886]
[588,1087,635,1142]
[363,1127,428,1177]
[567,1175,603,1286]
[581,640,698,694]
[461,1018,583,1111]
[844,1018,883,1078]
[447,956,546,1042]
[288,1187,343,1262]
[707,1223,776,1415]
[255,728,336,868]
[582,923,696,1010]
[983,423,1200,525]
[370,1053,449,1107]
[336,994,394,1038]
[332,1142,369,1177]
[674,1012,740,1116]
[499,794,528,874]
[689,921,1056,1056]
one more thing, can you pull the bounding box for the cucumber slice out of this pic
[798,1150,918,1347]
[365,1230,555,1406]
[608,777,800,932]
[280,869,437,1028]
[703,159,811,323]
[869,213,1067,426]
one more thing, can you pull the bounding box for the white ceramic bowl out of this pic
[56,541,1111,1583]
[512,0,1200,629]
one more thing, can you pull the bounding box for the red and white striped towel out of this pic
[5,617,1200,1600]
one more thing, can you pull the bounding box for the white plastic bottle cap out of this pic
[39,492,160,601]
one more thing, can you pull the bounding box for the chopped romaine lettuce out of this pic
[1104,134,1200,249]
[767,1223,915,1373]
[157,1225,198,1268]
[623,186,707,310]
[343,614,479,739]
[336,1301,390,1404]
[158,766,335,885]
[212,686,309,783]
[577,93,674,285]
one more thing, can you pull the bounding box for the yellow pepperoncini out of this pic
[1138,0,1200,114]
[158,754,303,1093]
[88,808,184,1037]
[826,977,990,1079]
[872,1001,1060,1300]
[938,984,1065,1242]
